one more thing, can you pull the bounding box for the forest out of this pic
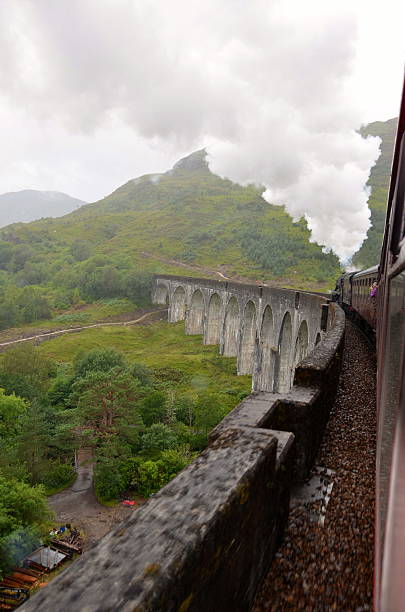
[0,323,250,576]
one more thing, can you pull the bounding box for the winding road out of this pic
[49,449,134,549]
[0,308,167,350]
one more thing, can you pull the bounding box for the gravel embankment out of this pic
[253,321,376,611]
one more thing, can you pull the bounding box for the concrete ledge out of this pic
[294,303,345,388]
[22,428,293,612]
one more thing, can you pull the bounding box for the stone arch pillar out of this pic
[155,283,169,305]
[273,311,292,393]
[205,293,222,345]
[170,286,186,322]
[255,304,275,391]
[222,296,240,357]
[238,301,257,375]
[186,289,204,334]
[292,320,309,384]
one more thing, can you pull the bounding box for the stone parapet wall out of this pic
[22,427,294,612]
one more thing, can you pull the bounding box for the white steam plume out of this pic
[0,0,382,258]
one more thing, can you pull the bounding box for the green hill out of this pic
[0,150,341,327]
[352,117,398,268]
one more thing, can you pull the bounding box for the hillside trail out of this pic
[139,250,277,286]
[48,447,134,549]
[139,250,232,280]
[0,308,167,350]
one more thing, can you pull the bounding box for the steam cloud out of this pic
[0,0,381,259]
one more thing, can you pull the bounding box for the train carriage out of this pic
[335,73,405,610]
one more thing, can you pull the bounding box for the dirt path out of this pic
[139,251,276,286]
[0,308,167,351]
[139,251,232,280]
[48,449,135,550]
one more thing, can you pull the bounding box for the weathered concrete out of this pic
[153,275,334,393]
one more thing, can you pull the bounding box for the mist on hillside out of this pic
[0,190,85,227]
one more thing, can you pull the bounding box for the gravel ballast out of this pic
[253,321,376,611]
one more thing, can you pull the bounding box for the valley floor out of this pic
[0,307,167,351]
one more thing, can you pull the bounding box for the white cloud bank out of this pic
[0,0,390,258]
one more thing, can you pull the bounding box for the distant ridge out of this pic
[0,189,86,227]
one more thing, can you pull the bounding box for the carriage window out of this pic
[390,133,405,257]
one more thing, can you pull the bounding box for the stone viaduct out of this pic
[153,274,330,393]
[22,275,345,612]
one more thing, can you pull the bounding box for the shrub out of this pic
[42,463,75,491]
[94,456,130,500]
[141,423,178,453]
[54,313,91,324]
[130,362,155,387]
[74,348,126,379]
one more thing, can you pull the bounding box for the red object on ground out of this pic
[121,500,136,506]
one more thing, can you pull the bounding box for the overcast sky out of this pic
[1,0,404,259]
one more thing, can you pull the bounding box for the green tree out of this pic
[16,404,49,483]
[175,396,195,427]
[81,265,122,300]
[132,446,196,497]
[0,388,28,441]
[18,287,51,322]
[164,389,177,424]
[47,375,75,408]
[141,423,178,454]
[123,271,153,306]
[74,347,126,379]
[130,362,154,387]
[0,474,51,576]
[194,393,227,434]
[74,369,144,438]
[70,239,92,262]
[0,344,56,398]
[93,436,134,500]
[159,445,197,480]
[0,241,14,270]
[9,244,33,272]
[139,391,166,427]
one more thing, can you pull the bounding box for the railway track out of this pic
[254,320,376,610]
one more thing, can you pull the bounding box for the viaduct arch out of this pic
[153,274,332,393]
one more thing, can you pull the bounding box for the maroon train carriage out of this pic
[334,264,378,340]
[351,265,379,330]
[333,73,405,610]
[374,72,405,611]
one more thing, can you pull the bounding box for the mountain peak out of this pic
[171,149,209,175]
[0,190,86,228]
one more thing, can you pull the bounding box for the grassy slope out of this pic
[0,299,139,344]
[1,151,341,292]
[352,118,398,268]
[37,320,251,407]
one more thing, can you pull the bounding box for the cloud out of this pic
[0,0,384,257]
